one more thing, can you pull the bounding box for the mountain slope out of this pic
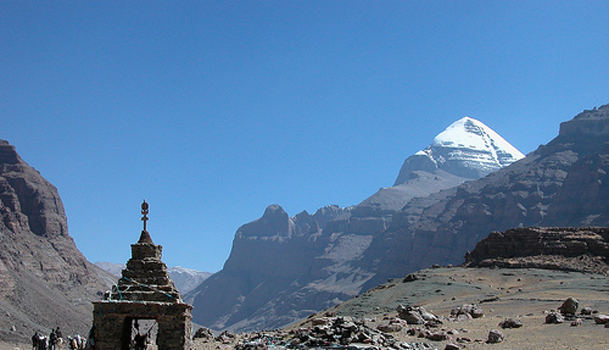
[188,117,523,332]
[0,140,113,343]
[362,104,609,289]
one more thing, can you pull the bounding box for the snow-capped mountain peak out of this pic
[394,117,524,185]
[432,117,524,167]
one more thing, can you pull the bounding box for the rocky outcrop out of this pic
[463,227,609,274]
[0,140,113,343]
[189,204,359,331]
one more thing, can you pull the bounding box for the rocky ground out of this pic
[1,266,608,350]
[194,266,609,350]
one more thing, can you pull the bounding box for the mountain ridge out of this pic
[361,103,609,289]
[0,140,113,343]
[188,116,525,332]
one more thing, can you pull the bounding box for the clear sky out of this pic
[2,1,608,273]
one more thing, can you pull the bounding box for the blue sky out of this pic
[2,1,608,272]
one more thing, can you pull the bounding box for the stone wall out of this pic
[93,301,192,350]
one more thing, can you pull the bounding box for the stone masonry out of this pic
[92,201,192,350]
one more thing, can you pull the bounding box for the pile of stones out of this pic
[447,304,484,322]
[193,327,237,344]
[232,315,443,350]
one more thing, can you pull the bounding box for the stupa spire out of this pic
[138,200,154,244]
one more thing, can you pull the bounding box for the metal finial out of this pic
[141,200,149,232]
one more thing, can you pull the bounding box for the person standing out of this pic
[49,328,57,350]
[31,331,39,350]
[134,333,146,350]
[56,327,63,350]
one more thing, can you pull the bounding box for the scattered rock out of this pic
[216,330,236,344]
[397,304,441,325]
[450,304,484,321]
[377,323,403,333]
[594,315,609,324]
[403,273,419,282]
[558,297,579,315]
[570,318,583,327]
[546,312,565,324]
[580,307,593,315]
[456,337,471,343]
[499,317,523,329]
[193,327,214,340]
[397,305,425,324]
[445,343,461,350]
[487,329,504,344]
[426,331,450,341]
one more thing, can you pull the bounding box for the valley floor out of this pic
[2,267,608,350]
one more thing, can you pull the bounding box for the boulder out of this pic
[558,297,579,315]
[377,323,402,333]
[499,317,523,329]
[545,312,565,324]
[452,304,484,319]
[487,329,504,344]
[594,315,609,324]
[403,273,419,282]
[193,327,214,340]
[426,331,450,341]
[396,304,424,324]
[580,307,593,315]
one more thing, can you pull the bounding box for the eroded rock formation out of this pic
[0,140,113,343]
[464,227,609,274]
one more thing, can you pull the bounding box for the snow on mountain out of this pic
[94,261,125,277]
[358,117,525,214]
[394,117,525,185]
[167,266,213,295]
[94,262,212,295]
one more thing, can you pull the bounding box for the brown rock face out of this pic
[464,227,609,274]
[0,140,113,343]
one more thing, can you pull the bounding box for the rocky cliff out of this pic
[464,226,609,274]
[188,204,359,331]
[0,140,113,343]
[189,117,524,332]
[362,104,609,288]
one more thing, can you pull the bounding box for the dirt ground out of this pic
[323,267,609,350]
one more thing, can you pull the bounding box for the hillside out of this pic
[189,226,609,350]
[0,140,114,344]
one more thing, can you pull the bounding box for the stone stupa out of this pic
[92,200,192,350]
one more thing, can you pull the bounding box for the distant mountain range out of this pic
[187,116,527,332]
[3,103,609,343]
[94,262,212,295]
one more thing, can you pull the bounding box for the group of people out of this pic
[32,328,62,350]
[32,327,91,350]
